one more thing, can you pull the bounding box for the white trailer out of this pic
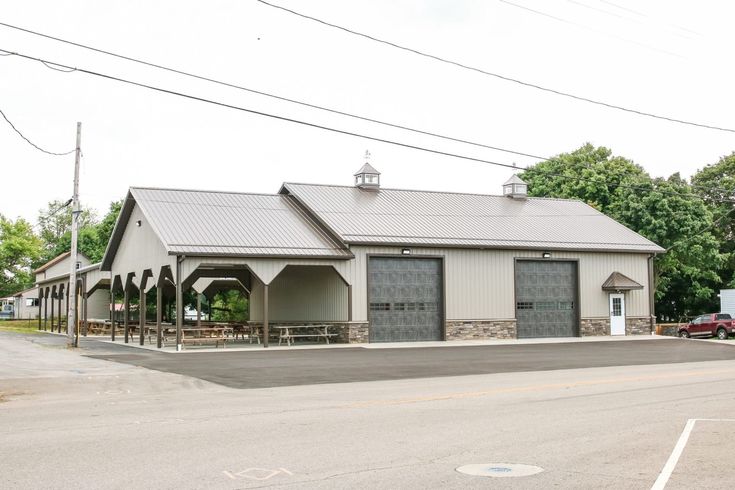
[720,289,735,317]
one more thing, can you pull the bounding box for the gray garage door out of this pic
[368,257,443,342]
[515,260,578,338]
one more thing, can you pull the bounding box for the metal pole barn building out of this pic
[98,161,664,349]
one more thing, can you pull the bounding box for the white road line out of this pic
[651,418,735,490]
[651,419,697,490]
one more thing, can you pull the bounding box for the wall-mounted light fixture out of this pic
[401,248,411,255]
[135,220,142,227]
[542,251,552,258]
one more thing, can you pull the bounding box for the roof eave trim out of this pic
[279,183,350,246]
[602,285,644,291]
[343,240,664,254]
[167,251,354,260]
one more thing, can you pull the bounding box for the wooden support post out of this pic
[50,291,55,332]
[263,283,269,348]
[110,289,116,341]
[123,288,130,343]
[44,290,48,331]
[139,286,146,346]
[175,258,183,351]
[37,292,42,330]
[82,277,88,336]
[347,284,353,322]
[156,287,162,349]
[65,282,70,332]
[196,293,202,327]
[58,290,62,332]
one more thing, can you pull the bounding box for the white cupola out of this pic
[503,174,528,199]
[354,151,380,189]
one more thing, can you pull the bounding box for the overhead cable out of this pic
[1,47,734,204]
[0,20,547,161]
[255,0,735,134]
[2,20,733,196]
[0,106,76,156]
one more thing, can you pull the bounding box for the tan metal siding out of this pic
[180,257,349,287]
[348,246,651,322]
[15,288,39,319]
[86,289,111,320]
[110,204,174,284]
[44,254,92,279]
[250,265,348,322]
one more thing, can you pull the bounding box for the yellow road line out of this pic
[343,368,735,408]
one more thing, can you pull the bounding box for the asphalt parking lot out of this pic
[85,337,735,388]
[4,331,735,489]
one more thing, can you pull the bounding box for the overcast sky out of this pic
[1,0,733,224]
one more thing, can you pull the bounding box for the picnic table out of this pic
[232,323,262,344]
[276,324,336,346]
[179,326,233,348]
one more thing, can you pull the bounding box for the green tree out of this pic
[37,200,97,260]
[0,215,43,297]
[611,174,725,320]
[519,143,648,213]
[520,144,726,321]
[94,199,123,259]
[40,199,122,263]
[691,152,735,287]
[210,290,249,322]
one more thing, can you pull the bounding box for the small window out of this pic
[536,301,557,311]
[716,313,731,320]
[515,184,527,194]
[558,301,574,310]
[420,302,437,312]
[612,298,622,316]
[369,302,390,311]
[516,301,534,310]
[366,174,377,183]
[26,298,39,307]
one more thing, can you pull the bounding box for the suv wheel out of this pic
[717,328,728,340]
[679,330,690,338]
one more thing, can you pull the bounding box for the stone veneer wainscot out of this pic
[445,320,517,340]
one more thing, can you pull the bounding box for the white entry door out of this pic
[609,293,625,335]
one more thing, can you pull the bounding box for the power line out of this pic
[0,20,547,162]
[0,107,75,156]
[256,0,735,134]
[2,21,732,197]
[504,0,685,58]
[2,47,734,205]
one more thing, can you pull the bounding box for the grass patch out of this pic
[0,319,42,334]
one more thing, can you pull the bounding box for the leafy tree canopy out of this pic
[37,200,96,261]
[521,144,727,321]
[0,215,43,297]
[519,143,648,214]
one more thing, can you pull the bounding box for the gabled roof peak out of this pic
[354,162,380,176]
[503,174,526,185]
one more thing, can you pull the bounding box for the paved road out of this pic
[84,337,735,388]
[3,331,735,489]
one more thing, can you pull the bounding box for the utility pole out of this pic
[68,122,82,346]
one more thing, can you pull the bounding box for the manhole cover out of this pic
[456,463,544,478]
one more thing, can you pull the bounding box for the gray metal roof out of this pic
[503,174,527,185]
[602,271,644,290]
[101,187,352,268]
[281,183,665,253]
[354,162,380,175]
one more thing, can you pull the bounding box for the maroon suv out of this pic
[678,313,734,339]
